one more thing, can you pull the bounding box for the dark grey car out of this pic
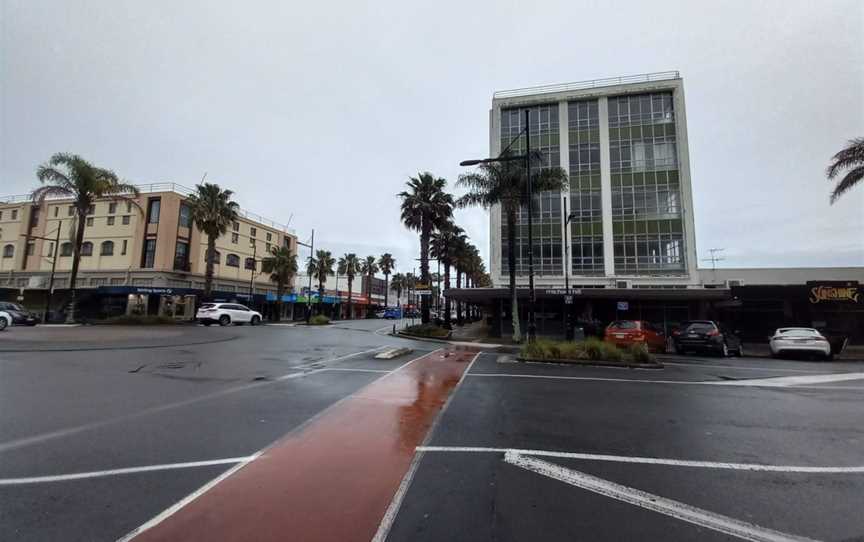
[0,302,38,326]
[672,320,742,356]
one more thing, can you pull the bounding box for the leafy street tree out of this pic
[360,255,379,317]
[378,253,396,308]
[457,150,568,342]
[262,246,298,321]
[430,222,465,328]
[826,137,864,203]
[186,183,240,298]
[307,249,336,315]
[337,253,361,319]
[32,153,140,322]
[399,172,454,324]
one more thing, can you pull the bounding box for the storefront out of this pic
[94,286,266,320]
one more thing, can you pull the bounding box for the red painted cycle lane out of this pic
[132,349,476,542]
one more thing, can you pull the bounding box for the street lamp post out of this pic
[248,240,257,302]
[296,229,314,324]
[562,199,578,341]
[23,219,62,323]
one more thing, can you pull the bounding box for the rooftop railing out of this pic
[0,182,296,235]
[493,71,680,100]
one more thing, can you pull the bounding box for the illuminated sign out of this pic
[808,282,860,304]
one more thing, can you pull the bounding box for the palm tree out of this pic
[399,173,454,324]
[430,222,465,328]
[451,237,476,325]
[827,137,864,203]
[378,253,396,308]
[390,272,406,308]
[186,183,240,298]
[307,249,335,315]
[360,255,379,317]
[32,153,140,322]
[262,246,297,321]
[457,150,568,342]
[337,253,360,319]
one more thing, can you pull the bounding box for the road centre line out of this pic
[416,446,864,473]
[118,348,445,542]
[0,345,389,454]
[505,452,817,542]
[467,372,864,388]
[324,367,393,374]
[0,457,256,486]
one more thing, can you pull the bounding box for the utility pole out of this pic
[296,230,315,324]
[248,238,257,302]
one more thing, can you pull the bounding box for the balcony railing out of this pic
[1,182,296,235]
[493,71,681,100]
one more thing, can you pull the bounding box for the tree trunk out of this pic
[204,235,216,298]
[443,262,451,329]
[456,268,463,325]
[420,222,431,324]
[384,274,389,308]
[347,277,353,319]
[318,277,324,315]
[65,211,87,323]
[506,207,521,342]
[274,279,284,322]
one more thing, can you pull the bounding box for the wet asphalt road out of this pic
[1,320,864,541]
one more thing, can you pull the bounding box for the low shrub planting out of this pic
[100,315,180,325]
[402,323,450,338]
[520,337,658,365]
[309,314,331,325]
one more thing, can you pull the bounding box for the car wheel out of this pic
[219,315,231,326]
[720,342,729,357]
[736,345,744,357]
[0,318,7,331]
[203,322,212,327]
[251,315,261,326]
[825,352,834,361]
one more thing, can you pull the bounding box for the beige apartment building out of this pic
[0,183,297,320]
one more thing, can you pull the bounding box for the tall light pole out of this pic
[247,238,257,302]
[23,219,62,323]
[296,230,314,324]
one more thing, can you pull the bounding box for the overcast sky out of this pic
[2,0,862,275]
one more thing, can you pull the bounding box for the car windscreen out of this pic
[199,304,217,309]
[608,321,639,329]
[778,329,820,337]
[681,322,716,333]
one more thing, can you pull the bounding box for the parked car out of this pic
[672,320,742,357]
[383,307,402,319]
[604,320,666,353]
[0,302,38,326]
[196,303,262,326]
[769,327,833,360]
[0,310,11,331]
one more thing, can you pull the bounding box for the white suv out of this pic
[196,303,263,326]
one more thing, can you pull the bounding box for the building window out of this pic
[60,242,73,257]
[226,254,240,267]
[141,239,157,268]
[250,227,257,238]
[101,241,114,256]
[26,242,35,256]
[231,232,239,244]
[107,216,115,226]
[174,241,190,271]
[87,204,95,215]
[122,215,130,225]
[266,242,271,253]
[11,209,18,220]
[68,206,75,216]
[232,222,239,232]
[283,237,291,248]
[2,244,13,258]
[30,206,40,227]
[53,206,59,217]
[245,257,256,270]
[147,198,161,224]
[178,203,191,228]
[121,239,127,255]
[108,202,117,214]
[80,242,93,256]
[0,211,3,220]
[86,217,94,227]
[266,232,272,241]
[206,249,221,265]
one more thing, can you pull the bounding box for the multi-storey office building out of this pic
[0,183,297,320]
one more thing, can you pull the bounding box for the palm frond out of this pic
[826,137,864,179]
[830,165,864,204]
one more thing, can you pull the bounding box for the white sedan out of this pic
[196,303,263,326]
[0,310,11,331]
[769,327,833,360]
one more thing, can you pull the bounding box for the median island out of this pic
[520,337,662,368]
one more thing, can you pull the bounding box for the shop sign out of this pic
[807,281,860,304]
[544,288,582,296]
[617,301,629,311]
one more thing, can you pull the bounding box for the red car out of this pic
[604,320,667,353]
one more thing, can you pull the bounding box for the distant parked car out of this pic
[604,320,666,353]
[0,310,11,331]
[672,320,742,357]
[769,327,833,360]
[383,307,402,319]
[0,302,38,326]
[196,303,262,326]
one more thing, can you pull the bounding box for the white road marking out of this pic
[467,372,864,389]
[117,348,443,542]
[0,457,255,486]
[0,346,388,454]
[662,361,828,373]
[505,452,818,542]
[324,368,392,374]
[416,446,864,473]
[372,352,482,542]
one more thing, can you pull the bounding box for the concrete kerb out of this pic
[391,331,519,354]
[0,335,239,353]
[517,356,664,370]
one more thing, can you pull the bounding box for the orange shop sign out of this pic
[808,282,860,304]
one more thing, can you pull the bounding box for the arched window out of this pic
[244,257,256,270]
[226,254,240,267]
[80,242,93,256]
[60,242,73,257]
[205,249,221,264]
[100,240,114,256]
[2,244,13,258]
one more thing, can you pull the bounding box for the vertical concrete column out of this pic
[598,97,615,277]
[490,298,503,338]
[558,100,571,283]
